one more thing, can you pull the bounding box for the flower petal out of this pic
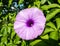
[14,21,25,29]
[15,26,26,39]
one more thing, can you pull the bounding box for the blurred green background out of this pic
[0,0,60,46]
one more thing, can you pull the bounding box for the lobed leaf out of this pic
[30,39,42,46]
[41,0,47,5]
[56,18,60,29]
[46,22,56,29]
[58,0,60,4]
[41,4,60,10]
[43,27,54,35]
[40,34,49,40]
[46,9,60,21]
[50,31,58,40]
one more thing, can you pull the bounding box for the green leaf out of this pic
[8,23,13,26]
[30,39,42,46]
[41,4,60,10]
[46,9,60,21]
[18,0,24,5]
[0,34,2,37]
[47,0,51,4]
[0,2,3,6]
[14,35,21,44]
[59,30,60,39]
[1,36,7,45]
[0,43,5,46]
[58,0,60,4]
[10,40,12,43]
[6,43,16,46]
[11,29,15,39]
[1,24,8,36]
[34,41,48,46]
[8,27,11,34]
[21,40,26,46]
[8,23,13,34]
[0,27,4,35]
[8,0,13,7]
[46,22,56,29]
[59,43,60,46]
[3,27,8,36]
[1,25,8,45]
[28,5,32,8]
[41,0,47,4]
[34,1,40,8]
[40,34,49,39]
[56,18,60,29]
[43,27,54,35]
[50,31,58,40]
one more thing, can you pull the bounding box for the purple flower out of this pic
[14,8,46,40]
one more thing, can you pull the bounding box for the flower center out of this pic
[26,19,34,27]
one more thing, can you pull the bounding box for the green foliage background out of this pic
[0,0,60,46]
